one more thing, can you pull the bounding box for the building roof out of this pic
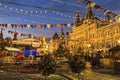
[5,47,20,52]
[52,32,59,40]
[109,45,120,52]
[84,4,96,20]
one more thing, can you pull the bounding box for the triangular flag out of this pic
[57,24,61,28]
[47,24,50,28]
[31,25,33,29]
[44,25,47,28]
[7,24,11,28]
[64,24,67,27]
[51,24,54,28]
[90,2,96,7]
[94,5,101,10]
[67,23,71,28]
[4,24,7,27]
[11,24,14,28]
[21,25,23,28]
[104,9,109,14]
[24,24,27,28]
[27,24,30,29]
[15,24,17,28]
[86,0,91,5]
[18,24,21,28]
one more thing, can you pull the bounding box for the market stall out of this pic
[109,45,120,74]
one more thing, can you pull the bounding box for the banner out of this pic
[0,23,74,29]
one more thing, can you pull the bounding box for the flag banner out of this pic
[86,0,91,5]
[83,0,119,18]
[94,5,101,10]
[90,2,96,7]
[104,9,110,14]
[0,23,74,29]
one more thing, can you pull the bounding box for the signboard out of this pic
[32,41,40,48]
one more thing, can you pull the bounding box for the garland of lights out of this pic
[54,0,86,9]
[0,13,45,24]
[0,1,75,19]
[0,6,74,22]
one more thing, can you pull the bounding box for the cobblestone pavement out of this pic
[72,62,120,80]
[0,62,120,80]
[0,71,68,80]
[80,69,120,80]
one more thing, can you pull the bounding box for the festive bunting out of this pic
[83,0,119,19]
[90,2,96,7]
[8,30,70,41]
[0,23,74,29]
[0,1,75,20]
[54,0,86,8]
[94,5,101,10]
[103,9,110,14]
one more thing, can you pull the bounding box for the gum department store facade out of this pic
[69,5,120,54]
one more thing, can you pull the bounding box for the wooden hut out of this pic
[109,45,120,74]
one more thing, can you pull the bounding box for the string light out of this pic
[0,4,75,21]
[54,0,86,9]
[0,1,76,19]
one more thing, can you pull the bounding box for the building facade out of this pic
[0,28,5,50]
[69,5,120,54]
[49,28,67,53]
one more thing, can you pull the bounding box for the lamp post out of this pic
[86,44,91,61]
[118,40,120,45]
[87,44,91,53]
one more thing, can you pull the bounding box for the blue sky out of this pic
[0,0,120,39]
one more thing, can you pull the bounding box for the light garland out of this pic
[54,0,86,9]
[0,1,76,19]
[0,6,74,22]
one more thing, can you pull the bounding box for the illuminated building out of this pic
[70,5,120,54]
[0,28,5,50]
[49,28,67,53]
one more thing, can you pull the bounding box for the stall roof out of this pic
[5,47,20,52]
[109,45,120,52]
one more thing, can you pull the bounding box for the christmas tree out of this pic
[38,54,56,79]
[68,54,86,80]
[55,42,66,57]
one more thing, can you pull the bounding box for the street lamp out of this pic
[118,40,120,45]
[87,44,91,47]
[87,44,91,57]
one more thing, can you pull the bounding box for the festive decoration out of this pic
[38,54,56,77]
[0,23,74,29]
[68,54,86,80]
[8,30,39,39]
[83,0,120,18]
[54,0,86,9]
[0,1,75,19]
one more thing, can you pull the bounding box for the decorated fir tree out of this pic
[68,54,86,80]
[55,42,66,57]
[38,54,56,79]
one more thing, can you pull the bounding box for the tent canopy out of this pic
[5,47,20,52]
